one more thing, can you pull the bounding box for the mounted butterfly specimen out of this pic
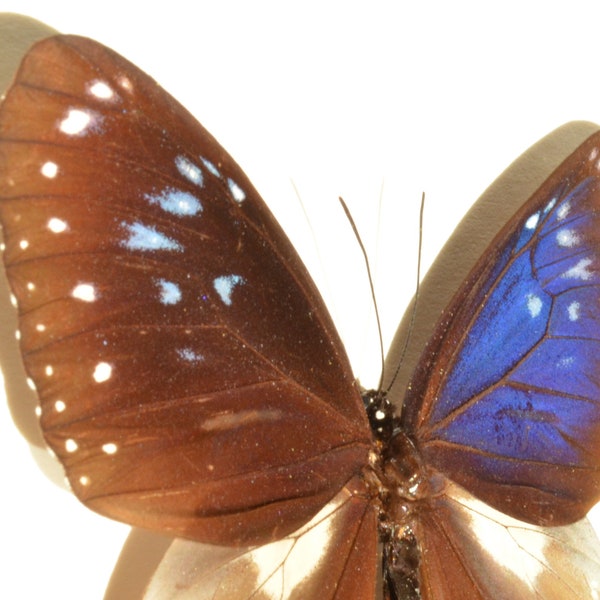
[1,34,600,599]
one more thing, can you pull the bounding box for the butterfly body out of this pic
[1,35,600,598]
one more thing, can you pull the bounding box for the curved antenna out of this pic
[385,192,426,393]
[338,197,385,392]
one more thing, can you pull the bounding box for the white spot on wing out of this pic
[118,76,133,92]
[526,294,542,318]
[41,161,58,178]
[156,279,182,305]
[562,257,593,281]
[525,213,539,230]
[72,283,96,302]
[213,274,245,305]
[227,178,246,202]
[79,475,90,486]
[65,439,78,453]
[59,108,98,136]
[93,362,112,383]
[558,356,575,368]
[121,221,183,251]
[88,80,114,100]
[145,187,203,216]
[177,348,204,362]
[55,400,66,413]
[45,365,53,376]
[48,217,68,233]
[557,201,571,220]
[556,228,579,247]
[175,155,203,186]
[19,239,29,250]
[201,157,221,177]
[568,301,580,321]
[102,442,118,455]
[543,197,557,213]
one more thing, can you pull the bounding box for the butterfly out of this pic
[1,34,600,599]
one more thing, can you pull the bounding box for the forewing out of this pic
[0,35,371,545]
[403,132,600,525]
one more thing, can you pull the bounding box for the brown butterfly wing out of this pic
[0,35,371,546]
[414,482,600,599]
[144,477,378,599]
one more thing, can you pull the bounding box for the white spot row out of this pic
[64,439,118,455]
[526,197,566,234]
[174,154,246,203]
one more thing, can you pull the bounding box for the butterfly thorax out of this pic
[363,388,442,505]
[363,389,448,598]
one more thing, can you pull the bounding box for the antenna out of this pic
[386,192,426,393]
[338,196,386,392]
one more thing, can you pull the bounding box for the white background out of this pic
[2,2,600,598]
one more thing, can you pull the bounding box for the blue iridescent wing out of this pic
[403,133,600,525]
